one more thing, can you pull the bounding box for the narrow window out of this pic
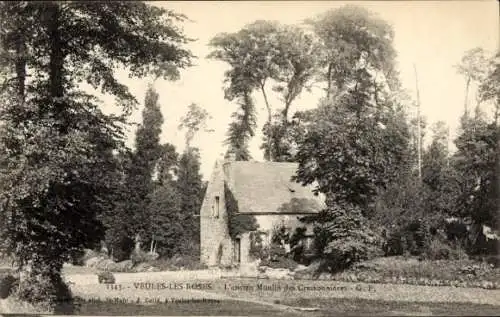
[215,196,220,218]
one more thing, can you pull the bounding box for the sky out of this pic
[100,1,499,180]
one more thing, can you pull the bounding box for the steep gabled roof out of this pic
[222,161,325,214]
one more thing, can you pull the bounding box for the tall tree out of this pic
[225,90,257,160]
[127,86,164,247]
[478,52,500,124]
[307,5,399,99]
[454,114,498,229]
[453,49,499,234]
[421,121,457,220]
[295,5,409,208]
[156,142,179,185]
[293,5,410,270]
[146,142,180,256]
[176,103,210,255]
[209,21,319,161]
[0,1,192,309]
[176,148,204,255]
[455,47,491,118]
[178,102,212,149]
[101,148,136,262]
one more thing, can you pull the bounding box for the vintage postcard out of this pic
[0,0,499,316]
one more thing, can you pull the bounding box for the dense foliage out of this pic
[225,183,259,239]
[0,1,192,309]
[209,21,320,161]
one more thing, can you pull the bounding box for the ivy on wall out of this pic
[224,182,259,239]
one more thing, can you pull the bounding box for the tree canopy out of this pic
[0,1,193,308]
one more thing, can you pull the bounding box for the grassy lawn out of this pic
[347,256,500,281]
[310,256,500,288]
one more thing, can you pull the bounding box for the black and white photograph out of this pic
[0,1,499,315]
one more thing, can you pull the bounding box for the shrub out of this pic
[269,244,287,260]
[97,271,115,284]
[110,235,135,262]
[260,256,298,271]
[383,219,432,257]
[383,230,405,256]
[310,202,380,273]
[130,249,157,265]
[270,224,290,245]
[68,249,86,266]
[15,266,73,311]
[0,273,17,299]
[444,220,468,242]
[485,255,500,268]
[425,238,453,260]
[249,232,265,260]
[405,219,431,256]
[289,227,310,264]
[323,238,372,272]
[467,225,499,256]
[150,255,207,271]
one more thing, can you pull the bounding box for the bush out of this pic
[424,239,454,260]
[383,230,405,256]
[130,249,158,265]
[260,256,298,271]
[249,232,265,260]
[289,227,312,264]
[444,220,468,242]
[110,235,135,262]
[383,219,432,257]
[15,267,73,311]
[68,249,86,266]
[310,202,380,273]
[270,224,290,245]
[323,239,372,272]
[406,219,431,256]
[0,273,17,299]
[484,255,500,268]
[148,254,208,271]
[97,271,115,284]
[269,244,287,260]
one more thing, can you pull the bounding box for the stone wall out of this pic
[200,160,316,267]
[200,160,233,267]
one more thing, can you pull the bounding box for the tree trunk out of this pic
[15,31,26,103]
[47,3,65,128]
[261,82,273,161]
[495,100,499,126]
[326,63,333,99]
[464,77,470,118]
[134,233,141,252]
[15,3,71,308]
